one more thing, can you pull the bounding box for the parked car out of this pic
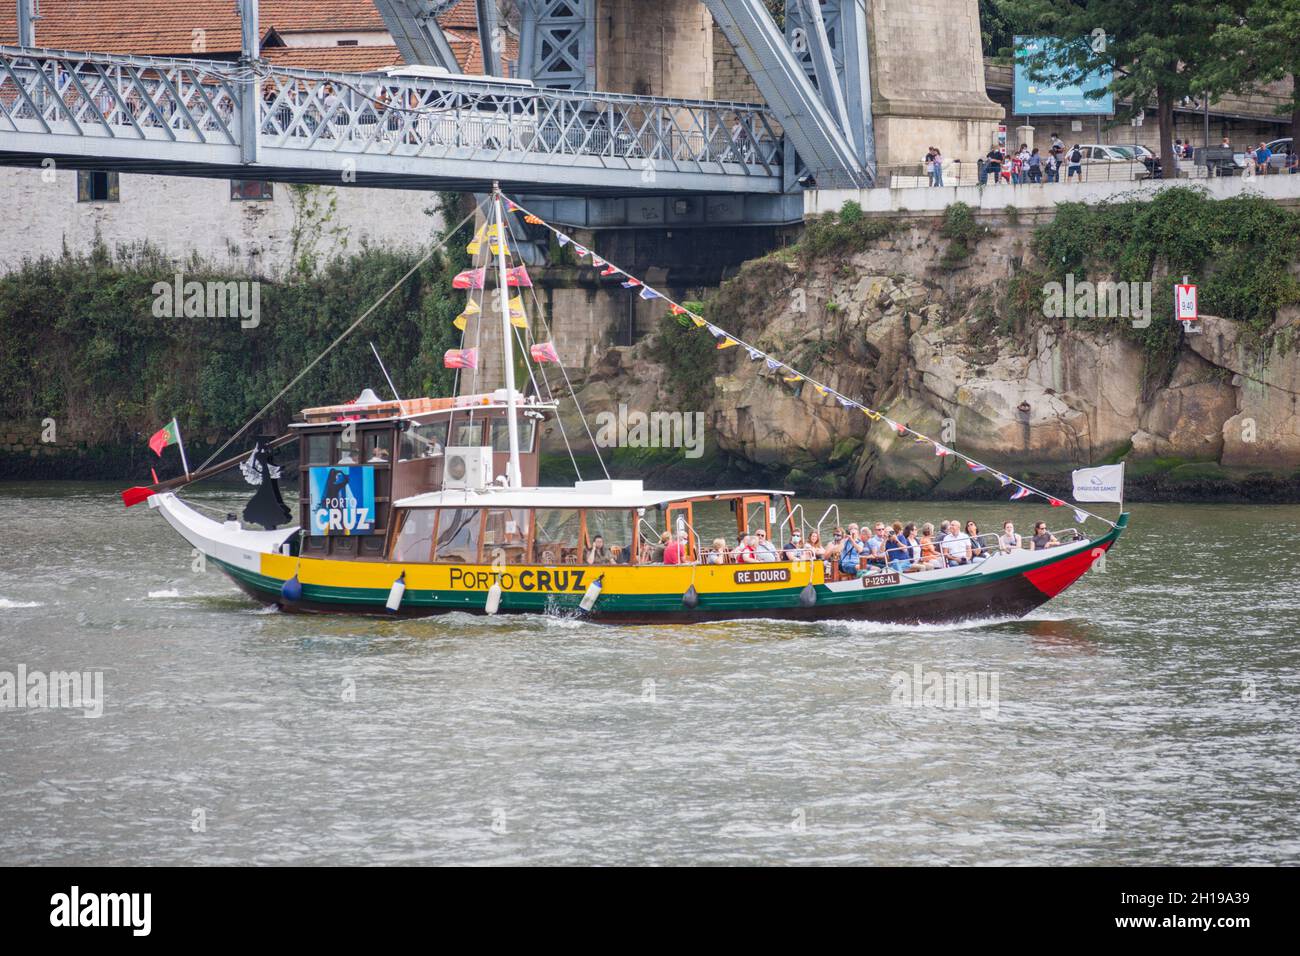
[1076,144,1131,163]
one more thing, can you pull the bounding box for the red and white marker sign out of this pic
[1175,283,1199,322]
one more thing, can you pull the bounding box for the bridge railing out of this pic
[258,64,783,174]
[0,46,783,179]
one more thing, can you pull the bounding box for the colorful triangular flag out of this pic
[444,348,478,370]
[508,295,527,328]
[1073,508,1088,524]
[530,341,560,364]
[506,265,532,287]
[453,297,481,331]
[453,267,485,290]
[639,287,661,300]
[621,278,642,288]
[1010,486,1032,500]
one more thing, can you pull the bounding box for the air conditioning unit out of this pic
[442,446,493,490]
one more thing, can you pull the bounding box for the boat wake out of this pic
[0,597,43,609]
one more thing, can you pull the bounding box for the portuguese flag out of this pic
[148,418,190,475]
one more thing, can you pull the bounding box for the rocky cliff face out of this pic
[554,212,1300,499]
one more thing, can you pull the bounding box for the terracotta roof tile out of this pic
[0,1,510,75]
[262,44,404,73]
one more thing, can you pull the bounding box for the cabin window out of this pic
[434,508,483,562]
[532,508,581,564]
[337,432,360,464]
[585,509,635,565]
[306,433,332,464]
[364,431,392,464]
[482,508,529,563]
[391,509,436,562]
[490,418,536,452]
[399,421,447,462]
[450,422,485,447]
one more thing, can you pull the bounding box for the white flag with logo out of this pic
[1072,463,1124,502]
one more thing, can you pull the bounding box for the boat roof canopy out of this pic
[395,480,792,511]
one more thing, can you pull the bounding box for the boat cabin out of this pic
[386,482,797,567]
[291,389,555,560]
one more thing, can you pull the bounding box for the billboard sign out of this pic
[1013,36,1114,116]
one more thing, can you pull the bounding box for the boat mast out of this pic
[492,183,523,488]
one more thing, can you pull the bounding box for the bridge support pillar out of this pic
[863,0,1003,169]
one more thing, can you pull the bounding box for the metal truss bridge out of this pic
[0,1,880,227]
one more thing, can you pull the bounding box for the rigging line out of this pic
[195,196,488,473]
[499,206,609,480]
[509,319,582,481]
[498,222,583,481]
[503,193,1114,526]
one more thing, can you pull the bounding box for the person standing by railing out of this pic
[930,146,945,186]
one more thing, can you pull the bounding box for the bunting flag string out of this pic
[506,265,532,288]
[498,193,1117,528]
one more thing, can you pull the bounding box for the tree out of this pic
[998,1,1240,177]
[1197,1,1300,145]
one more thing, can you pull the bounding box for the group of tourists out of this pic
[979,134,1082,186]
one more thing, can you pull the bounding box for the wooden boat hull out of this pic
[180,502,1127,626]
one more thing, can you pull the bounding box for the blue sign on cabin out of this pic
[309,466,376,536]
[1013,36,1114,116]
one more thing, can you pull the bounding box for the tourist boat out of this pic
[125,187,1128,625]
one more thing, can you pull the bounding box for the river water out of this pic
[1,482,1296,865]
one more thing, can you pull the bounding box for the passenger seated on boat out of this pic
[663,533,687,565]
[781,530,808,561]
[611,544,624,563]
[640,532,669,564]
[707,538,729,564]
[940,519,973,566]
[838,524,863,575]
[733,534,761,563]
[998,521,1022,552]
[966,521,986,559]
[885,522,913,572]
[337,447,358,464]
[587,535,612,564]
[914,523,943,571]
[540,549,556,564]
[863,523,889,569]
[1030,522,1059,550]
[367,447,390,463]
[754,529,779,561]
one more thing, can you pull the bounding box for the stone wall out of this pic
[0,168,441,277]
[596,0,713,98]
